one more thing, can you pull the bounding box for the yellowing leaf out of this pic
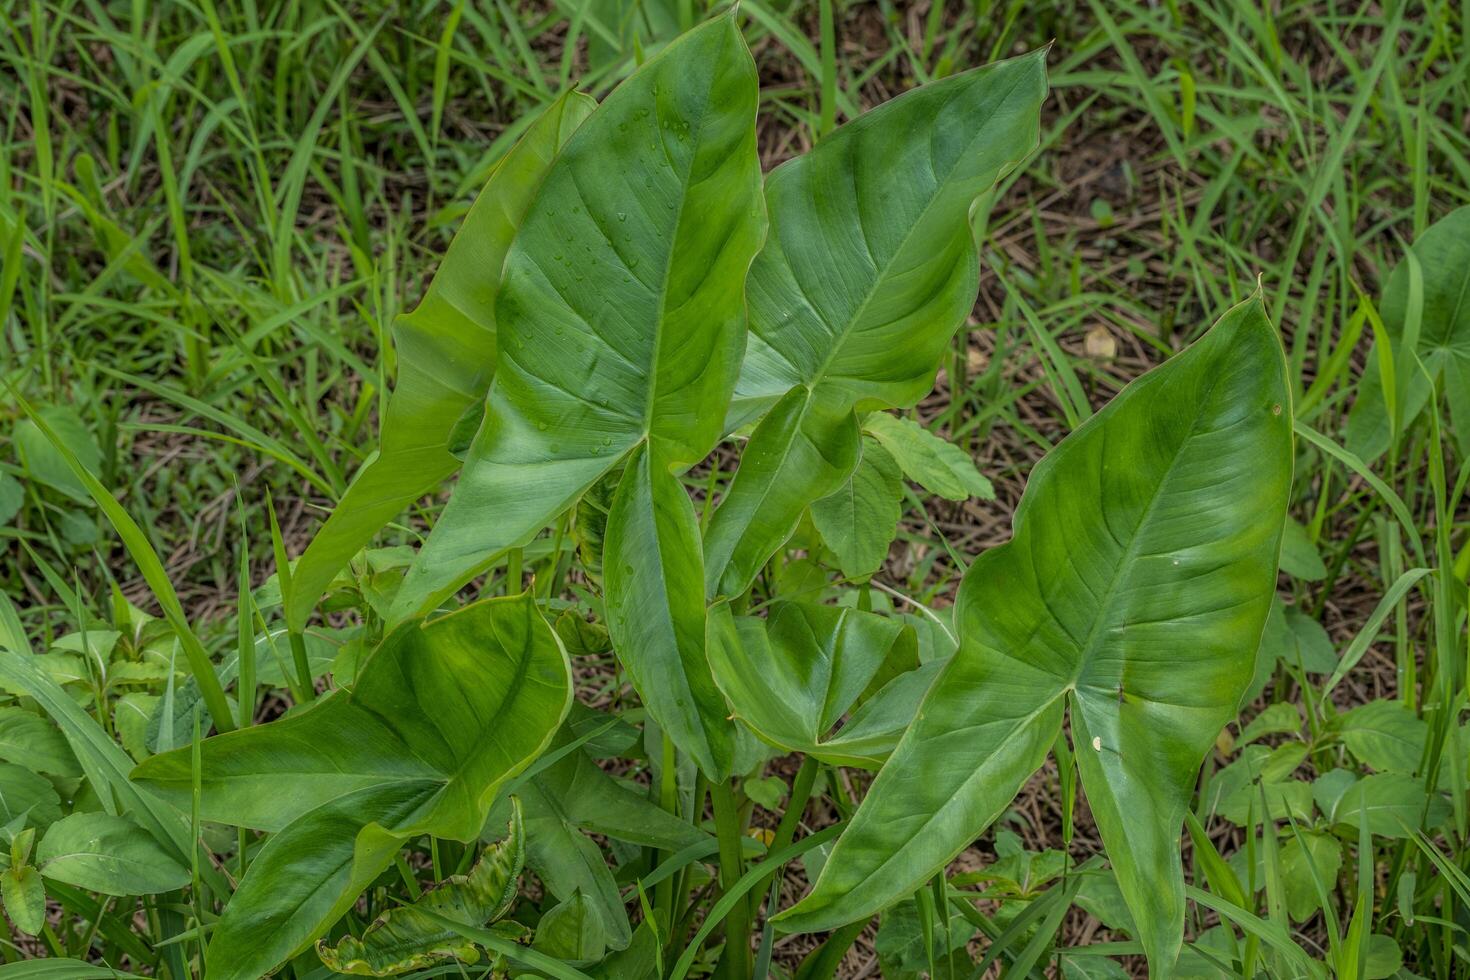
[317,800,526,976]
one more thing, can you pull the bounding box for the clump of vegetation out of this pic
[1,1,1466,978]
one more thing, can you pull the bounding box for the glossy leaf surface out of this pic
[286,93,595,630]
[533,889,608,962]
[588,922,661,980]
[393,13,764,620]
[604,445,736,777]
[133,594,570,980]
[704,50,1046,597]
[704,389,860,597]
[777,296,1293,978]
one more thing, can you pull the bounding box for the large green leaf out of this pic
[1346,205,1470,459]
[390,12,763,783]
[316,799,525,976]
[133,593,571,980]
[604,444,737,777]
[35,811,189,896]
[588,922,661,980]
[775,295,1293,978]
[703,50,1047,598]
[533,889,609,963]
[286,92,595,631]
[514,787,631,948]
[392,12,765,621]
[207,786,421,979]
[706,601,928,768]
[704,388,860,597]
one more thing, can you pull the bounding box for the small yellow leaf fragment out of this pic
[1084,325,1116,360]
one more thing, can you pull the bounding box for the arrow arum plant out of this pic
[34,5,1470,978]
[775,295,1294,977]
[135,593,570,979]
[133,12,1297,977]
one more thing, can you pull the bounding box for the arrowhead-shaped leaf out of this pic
[385,13,765,781]
[392,13,765,620]
[776,295,1292,978]
[604,444,741,777]
[704,50,1047,598]
[132,593,571,980]
[285,92,595,630]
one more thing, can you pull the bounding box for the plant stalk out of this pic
[507,547,523,595]
[712,779,752,980]
[770,756,819,856]
[654,733,679,933]
[287,629,315,703]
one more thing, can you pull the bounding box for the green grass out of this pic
[1,0,1467,976]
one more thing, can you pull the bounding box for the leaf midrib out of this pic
[830,323,1255,909]
[1045,334,1236,693]
[842,689,1065,904]
[638,27,729,443]
[351,622,545,835]
[773,62,1035,399]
